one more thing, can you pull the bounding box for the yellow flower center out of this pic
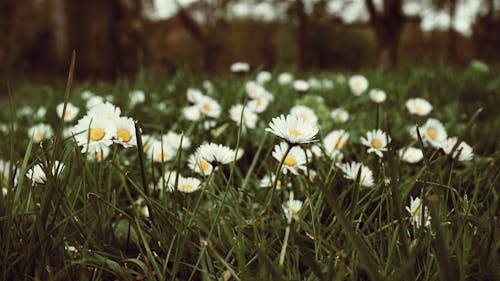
[64,111,71,120]
[95,152,103,161]
[289,129,301,138]
[335,114,343,122]
[202,104,211,113]
[89,128,105,141]
[371,139,382,149]
[300,114,308,122]
[256,99,262,106]
[179,184,193,192]
[354,81,362,91]
[284,155,297,167]
[35,132,45,140]
[427,128,436,140]
[155,151,168,161]
[333,138,345,149]
[117,129,132,143]
[277,179,282,187]
[290,207,300,214]
[414,105,422,113]
[198,160,210,172]
[143,143,150,151]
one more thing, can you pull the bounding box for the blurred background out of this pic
[1,0,500,79]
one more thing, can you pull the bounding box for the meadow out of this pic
[0,62,498,280]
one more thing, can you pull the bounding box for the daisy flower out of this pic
[155,170,178,193]
[87,146,110,162]
[266,114,319,145]
[278,72,294,85]
[322,79,334,89]
[323,129,350,150]
[81,90,95,100]
[440,137,474,162]
[187,88,204,104]
[203,81,214,95]
[88,102,121,121]
[26,160,65,185]
[272,142,307,175]
[339,162,375,187]
[257,71,272,84]
[162,131,191,150]
[188,153,214,176]
[17,106,33,117]
[35,107,47,120]
[282,199,303,220]
[406,196,431,228]
[56,102,80,122]
[369,89,387,103]
[293,80,310,92]
[197,96,222,118]
[420,118,447,147]
[247,97,271,113]
[183,105,202,121]
[348,75,369,96]
[114,117,137,148]
[196,143,236,166]
[360,129,391,157]
[86,96,104,110]
[330,108,349,123]
[28,124,53,143]
[230,62,250,73]
[259,173,290,190]
[177,177,202,193]
[229,104,258,129]
[0,160,16,186]
[129,90,145,107]
[406,98,432,116]
[308,77,322,89]
[399,147,424,163]
[147,140,176,163]
[290,105,318,125]
[72,115,115,152]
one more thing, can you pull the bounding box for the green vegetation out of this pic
[0,64,498,280]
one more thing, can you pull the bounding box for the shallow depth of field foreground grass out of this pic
[0,64,499,280]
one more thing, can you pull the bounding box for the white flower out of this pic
[81,90,95,100]
[187,88,204,104]
[259,173,289,189]
[408,125,420,140]
[230,62,250,73]
[348,75,369,96]
[28,124,53,143]
[188,153,214,176]
[278,72,294,85]
[197,96,222,118]
[245,81,272,100]
[203,81,214,95]
[154,170,178,193]
[266,114,319,145]
[0,160,17,186]
[86,96,104,110]
[229,104,258,129]
[293,80,310,92]
[247,97,270,113]
[36,107,47,119]
[360,129,391,157]
[420,118,447,148]
[114,117,137,148]
[272,142,307,175]
[257,71,272,84]
[147,140,176,163]
[162,131,191,150]
[17,106,33,117]
[406,196,431,228]
[369,89,386,103]
[339,162,375,187]
[87,102,121,121]
[323,129,350,150]
[177,177,202,193]
[290,105,318,125]
[399,147,424,163]
[406,98,433,116]
[72,115,115,152]
[141,134,156,152]
[203,120,217,130]
[129,90,145,107]
[56,102,80,122]
[308,77,322,89]
[26,161,65,184]
[196,143,236,166]
[440,137,474,162]
[283,199,303,220]
[322,79,334,89]
[87,145,110,162]
[325,148,344,162]
[330,108,349,123]
[183,105,202,121]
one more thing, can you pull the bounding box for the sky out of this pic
[144,0,498,36]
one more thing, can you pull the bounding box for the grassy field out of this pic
[0,63,498,280]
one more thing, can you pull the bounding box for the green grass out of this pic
[0,64,499,280]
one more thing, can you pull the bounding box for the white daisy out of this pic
[141,134,156,152]
[26,160,65,185]
[87,102,121,121]
[308,77,322,89]
[247,97,270,113]
[283,199,303,220]
[323,129,350,150]
[177,177,202,193]
[114,117,137,148]
[147,140,176,163]
[81,90,95,100]
[330,108,349,123]
[278,72,294,85]
[17,106,33,117]
[187,88,204,104]
[440,137,474,162]
[197,96,221,118]
[230,62,250,73]
[86,96,105,110]
[183,105,202,121]
[399,147,424,163]
[290,105,318,125]
[369,89,387,103]
[28,124,53,143]
[259,173,289,190]
[360,129,391,157]
[272,142,307,175]
[406,196,431,228]
[162,131,191,150]
[293,80,310,92]
[257,71,272,84]
[155,170,178,193]
[188,153,214,176]
[196,143,236,166]
[35,107,47,120]
[0,160,16,186]
[348,75,369,96]
[339,162,375,187]
[406,98,433,116]
[203,80,214,95]
[129,90,145,107]
[56,102,80,122]
[420,118,447,148]
[72,115,115,152]
[87,145,111,162]
[266,114,319,145]
[229,104,258,129]
[322,79,334,89]
[245,81,272,100]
